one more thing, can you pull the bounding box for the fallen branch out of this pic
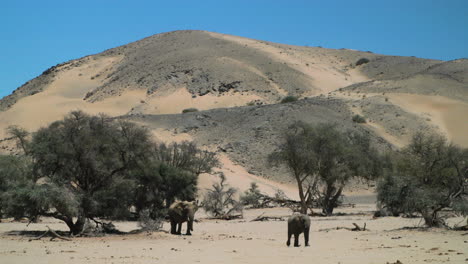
[210,214,243,220]
[29,226,71,241]
[319,222,368,232]
[251,212,284,222]
[453,225,468,231]
[352,222,366,231]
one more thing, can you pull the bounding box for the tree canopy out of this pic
[270,122,382,215]
[1,111,218,234]
[377,132,467,227]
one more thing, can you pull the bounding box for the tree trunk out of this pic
[62,215,86,235]
[322,184,343,216]
[295,174,307,214]
[422,210,444,227]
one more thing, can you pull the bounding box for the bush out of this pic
[240,182,263,208]
[280,95,298,104]
[352,114,366,123]
[202,173,243,218]
[356,58,370,66]
[182,108,199,113]
[138,209,164,232]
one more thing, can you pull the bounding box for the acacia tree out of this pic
[133,162,198,219]
[31,112,151,234]
[3,112,219,234]
[133,141,219,218]
[377,132,467,227]
[270,122,381,215]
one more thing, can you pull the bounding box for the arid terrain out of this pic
[1,199,467,264]
[0,30,467,263]
[0,31,467,178]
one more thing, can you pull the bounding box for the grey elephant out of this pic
[168,201,199,235]
[287,214,310,247]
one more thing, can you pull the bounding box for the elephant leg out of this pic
[186,222,192,235]
[170,220,176,234]
[176,223,182,235]
[287,230,292,246]
[304,227,310,247]
[294,234,300,247]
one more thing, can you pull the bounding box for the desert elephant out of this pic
[287,214,310,247]
[168,201,199,235]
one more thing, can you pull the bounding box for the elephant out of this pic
[287,213,310,247]
[168,201,199,235]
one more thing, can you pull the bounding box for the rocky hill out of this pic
[1,30,467,188]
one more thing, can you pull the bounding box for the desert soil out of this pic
[1,199,467,264]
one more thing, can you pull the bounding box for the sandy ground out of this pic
[1,203,467,264]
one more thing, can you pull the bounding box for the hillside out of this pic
[0,30,467,191]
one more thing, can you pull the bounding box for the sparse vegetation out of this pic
[182,108,199,113]
[202,173,243,219]
[352,114,366,123]
[377,132,468,227]
[355,58,370,66]
[240,182,263,208]
[280,95,298,104]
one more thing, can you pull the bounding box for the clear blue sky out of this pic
[1,0,467,99]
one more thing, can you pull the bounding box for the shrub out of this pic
[240,182,263,208]
[138,209,164,232]
[182,108,199,113]
[352,114,366,123]
[202,173,243,218]
[356,58,370,66]
[280,95,298,104]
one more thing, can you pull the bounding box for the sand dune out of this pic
[388,94,468,147]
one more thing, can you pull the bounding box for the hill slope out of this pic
[0,30,467,191]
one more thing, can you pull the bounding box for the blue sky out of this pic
[1,0,467,99]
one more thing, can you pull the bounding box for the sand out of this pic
[198,154,299,199]
[388,94,468,147]
[1,204,466,264]
[208,32,370,95]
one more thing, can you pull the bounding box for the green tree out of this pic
[5,111,153,234]
[133,162,198,219]
[3,111,218,234]
[0,155,33,220]
[377,132,467,227]
[270,122,381,215]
